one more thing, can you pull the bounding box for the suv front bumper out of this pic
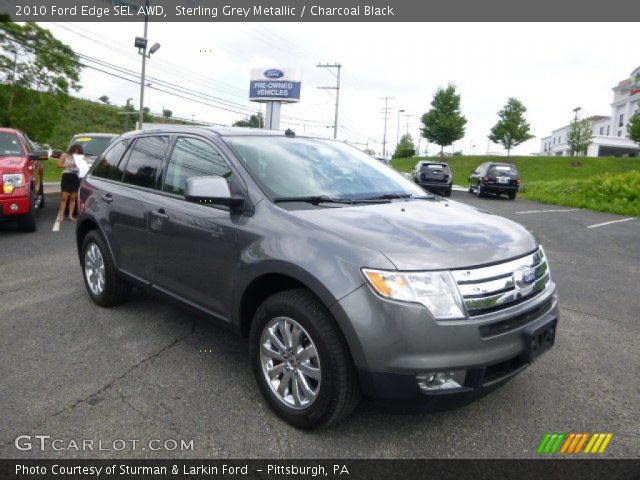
[331,281,558,409]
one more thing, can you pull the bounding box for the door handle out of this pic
[101,193,113,204]
[151,209,169,220]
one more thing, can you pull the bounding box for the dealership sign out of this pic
[249,68,301,103]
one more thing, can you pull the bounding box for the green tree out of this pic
[488,98,534,158]
[568,118,593,156]
[392,133,416,158]
[421,84,467,156]
[162,108,173,118]
[0,22,81,140]
[98,95,110,105]
[628,111,640,144]
[233,112,264,128]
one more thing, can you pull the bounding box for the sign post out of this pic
[249,68,301,130]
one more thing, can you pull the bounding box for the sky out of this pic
[40,21,640,156]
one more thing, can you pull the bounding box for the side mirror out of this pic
[185,176,244,211]
[29,151,49,161]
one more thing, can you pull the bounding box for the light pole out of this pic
[572,107,582,156]
[396,109,405,147]
[135,3,160,129]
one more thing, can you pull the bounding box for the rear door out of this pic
[106,135,170,280]
[144,134,242,321]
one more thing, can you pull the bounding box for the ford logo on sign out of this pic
[264,69,284,79]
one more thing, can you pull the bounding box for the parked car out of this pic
[468,162,520,199]
[413,161,453,196]
[76,127,558,429]
[0,128,48,232]
[67,133,118,166]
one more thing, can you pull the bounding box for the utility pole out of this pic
[317,63,341,139]
[380,96,394,158]
[403,114,412,135]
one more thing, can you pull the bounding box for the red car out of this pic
[0,128,48,232]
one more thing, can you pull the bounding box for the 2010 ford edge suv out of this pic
[75,126,559,429]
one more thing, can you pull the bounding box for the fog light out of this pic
[9,203,19,211]
[417,371,465,391]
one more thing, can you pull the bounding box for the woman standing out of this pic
[57,144,83,222]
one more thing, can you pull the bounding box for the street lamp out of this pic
[396,109,405,147]
[573,106,582,121]
[135,5,161,130]
[402,113,412,134]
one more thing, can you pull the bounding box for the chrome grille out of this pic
[451,248,550,317]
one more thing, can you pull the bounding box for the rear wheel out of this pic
[249,289,360,429]
[444,188,452,197]
[38,182,45,209]
[81,230,131,307]
[468,183,473,193]
[476,185,485,198]
[508,191,517,200]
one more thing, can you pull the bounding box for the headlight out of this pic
[3,173,25,194]
[362,268,466,319]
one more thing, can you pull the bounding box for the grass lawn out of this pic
[43,159,64,183]
[392,155,640,217]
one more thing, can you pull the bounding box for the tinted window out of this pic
[0,132,24,156]
[488,165,519,176]
[92,140,129,180]
[122,136,169,189]
[162,137,232,195]
[71,135,116,157]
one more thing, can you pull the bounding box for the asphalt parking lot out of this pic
[0,191,638,459]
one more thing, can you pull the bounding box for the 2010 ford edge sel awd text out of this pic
[76,127,559,429]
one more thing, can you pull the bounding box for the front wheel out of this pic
[18,194,37,232]
[81,230,131,307]
[249,289,360,429]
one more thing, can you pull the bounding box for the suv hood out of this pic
[291,199,536,270]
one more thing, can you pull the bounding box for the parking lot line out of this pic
[515,208,579,214]
[586,218,635,229]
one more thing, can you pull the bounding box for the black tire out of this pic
[508,191,517,200]
[476,185,485,198]
[444,188,452,197]
[249,288,360,429]
[18,194,37,232]
[81,230,131,307]
[38,182,45,209]
[468,183,473,193]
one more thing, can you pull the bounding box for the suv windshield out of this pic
[225,136,425,201]
[0,132,24,156]
[71,136,115,157]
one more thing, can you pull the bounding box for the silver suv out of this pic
[76,127,558,429]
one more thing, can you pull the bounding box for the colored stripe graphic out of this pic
[539,433,612,454]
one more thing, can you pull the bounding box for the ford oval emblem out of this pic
[264,69,284,79]
[515,266,536,288]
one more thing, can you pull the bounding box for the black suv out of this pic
[468,162,520,200]
[413,161,452,197]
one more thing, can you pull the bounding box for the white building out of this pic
[541,66,640,157]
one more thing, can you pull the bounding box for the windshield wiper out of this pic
[359,193,436,201]
[273,195,389,205]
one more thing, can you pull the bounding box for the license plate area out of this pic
[522,317,557,363]
[497,177,510,183]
